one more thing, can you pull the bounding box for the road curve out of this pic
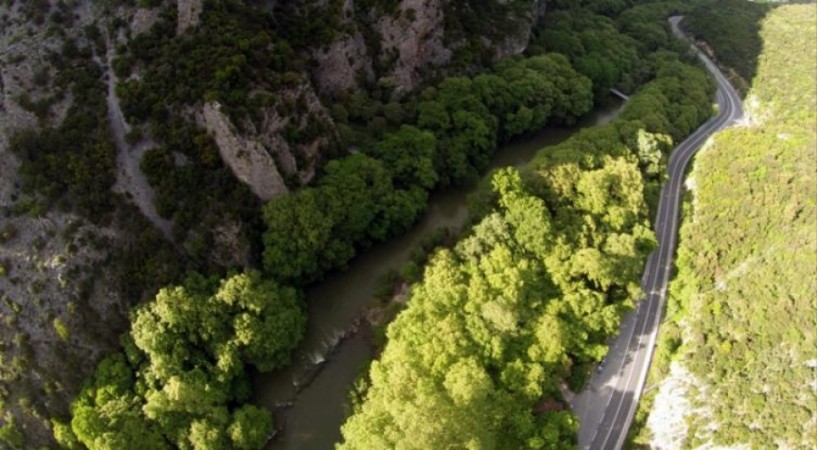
[571,16,744,450]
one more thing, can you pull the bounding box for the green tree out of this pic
[262,189,334,282]
[229,405,273,450]
[367,125,438,190]
[69,355,169,450]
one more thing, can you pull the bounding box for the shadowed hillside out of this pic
[631,2,817,448]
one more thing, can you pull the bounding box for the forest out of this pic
[0,0,735,448]
[337,3,716,448]
[683,0,769,91]
[49,39,603,450]
[51,271,306,450]
[630,2,817,448]
[262,54,594,285]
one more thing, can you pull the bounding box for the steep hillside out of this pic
[0,2,184,447]
[633,3,817,448]
[0,0,545,447]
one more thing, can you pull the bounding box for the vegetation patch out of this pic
[631,3,817,448]
[337,5,716,444]
[53,271,306,449]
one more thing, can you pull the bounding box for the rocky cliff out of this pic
[310,0,546,96]
[0,2,137,446]
[0,0,548,446]
[177,0,203,34]
[375,0,452,96]
[202,102,289,201]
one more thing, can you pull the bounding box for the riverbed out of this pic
[253,98,625,450]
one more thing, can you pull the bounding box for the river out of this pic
[253,97,625,450]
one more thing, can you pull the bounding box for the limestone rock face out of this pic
[0,0,552,444]
[376,0,452,96]
[131,7,161,36]
[312,0,374,94]
[482,0,548,62]
[311,0,546,96]
[177,0,203,34]
[202,102,289,201]
[0,3,136,446]
[256,84,333,185]
[313,30,374,94]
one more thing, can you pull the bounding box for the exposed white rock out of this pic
[647,363,700,449]
[243,83,335,185]
[255,114,299,178]
[646,361,755,450]
[202,102,289,201]
[742,94,764,127]
[312,0,374,94]
[312,0,544,96]
[377,0,452,95]
[0,4,144,445]
[101,43,174,239]
[177,0,203,35]
[131,6,161,36]
[314,31,374,94]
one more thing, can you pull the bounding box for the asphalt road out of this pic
[571,16,744,450]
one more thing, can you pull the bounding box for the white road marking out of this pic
[585,17,745,450]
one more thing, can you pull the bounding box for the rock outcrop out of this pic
[177,0,203,35]
[202,102,289,201]
[312,0,548,96]
[376,0,452,96]
[131,6,161,36]
[0,3,137,446]
[310,0,373,94]
[481,0,548,62]
[254,84,334,184]
[313,31,374,94]
[0,0,553,445]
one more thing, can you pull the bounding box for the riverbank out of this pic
[252,98,625,450]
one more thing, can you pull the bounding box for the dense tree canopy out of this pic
[262,52,594,284]
[339,176,579,449]
[684,0,769,88]
[634,4,817,448]
[339,30,715,446]
[56,271,306,450]
[41,1,727,449]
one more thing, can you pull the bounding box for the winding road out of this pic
[572,16,744,450]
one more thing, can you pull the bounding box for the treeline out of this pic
[684,0,769,87]
[48,14,597,450]
[338,35,715,450]
[114,1,302,252]
[52,271,306,449]
[262,54,594,285]
[634,4,817,448]
[530,0,690,102]
[38,0,717,448]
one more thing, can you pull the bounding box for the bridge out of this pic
[610,88,630,100]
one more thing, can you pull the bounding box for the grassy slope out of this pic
[631,3,817,448]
